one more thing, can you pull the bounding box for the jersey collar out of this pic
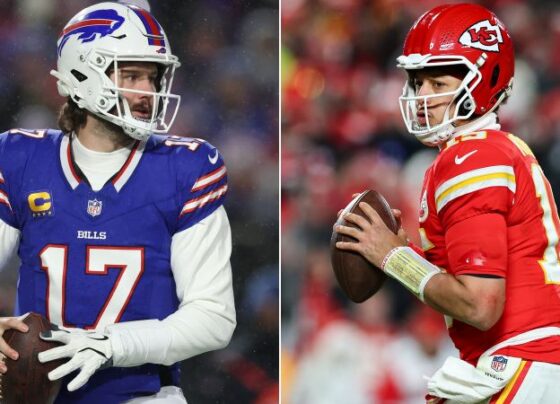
[60,133,146,192]
[442,113,501,150]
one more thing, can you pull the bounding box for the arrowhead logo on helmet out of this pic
[459,20,504,52]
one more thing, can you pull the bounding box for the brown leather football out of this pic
[331,190,399,303]
[0,312,64,404]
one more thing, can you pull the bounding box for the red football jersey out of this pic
[419,129,560,364]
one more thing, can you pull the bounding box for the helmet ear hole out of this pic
[491,65,500,88]
[71,70,88,82]
[456,90,475,117]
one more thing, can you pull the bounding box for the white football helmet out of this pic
[51,2,181,141]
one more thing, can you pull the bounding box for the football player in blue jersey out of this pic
[0,2,236,403]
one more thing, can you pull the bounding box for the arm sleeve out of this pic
[0,218,20,272]
[175,143,228,232]
[105,206,236,367]
[445,212,508,277]
[433,140,513,277]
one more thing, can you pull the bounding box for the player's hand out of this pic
[336,202,408,268]
[38,327,113,391]
[0,315,29,373]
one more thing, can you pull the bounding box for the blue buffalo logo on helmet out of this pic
[57,9,125,56]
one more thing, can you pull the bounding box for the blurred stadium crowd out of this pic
[282,0,560,402]
[0,0,278,403]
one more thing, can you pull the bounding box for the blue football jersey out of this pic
[0,129,228,403]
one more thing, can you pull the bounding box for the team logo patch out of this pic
[57,9,125,56]
[459,20,504,52]
[28,191,54,218]
[491,356,508,372]
[87,199,103,217]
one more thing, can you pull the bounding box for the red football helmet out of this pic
[397,3,514,146]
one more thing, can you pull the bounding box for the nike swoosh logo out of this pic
[454,150,478,165]
[208,150,219,164]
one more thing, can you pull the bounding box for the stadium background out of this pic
[0,0,278,403]
[281,0,560,402]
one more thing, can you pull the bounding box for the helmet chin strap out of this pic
[433,123,455,147]
[418,122,454,147]
[417,98,455,146]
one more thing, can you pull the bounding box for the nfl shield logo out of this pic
[491,356,508,372]
[87,199,103,217]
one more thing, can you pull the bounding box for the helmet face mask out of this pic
[89,54,180,139]
[398,55,482,146]
[397,4,514,146]
[52,2,181,141]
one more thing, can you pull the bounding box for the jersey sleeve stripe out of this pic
[191,166,227,192]
[435,166,516,212]
[0,170,4,184]
[180,184,228,217]
[436,165,515,197]
[0,190,12,210]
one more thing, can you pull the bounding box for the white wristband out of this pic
[382,246,442,302]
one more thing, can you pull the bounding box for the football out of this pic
[0,312,64,404]
[330,190,399,303]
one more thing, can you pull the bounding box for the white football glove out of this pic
[38,327,113,392]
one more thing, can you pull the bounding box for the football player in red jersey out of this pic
[336,3,560,403]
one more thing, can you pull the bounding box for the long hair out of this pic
[57,99,87,134]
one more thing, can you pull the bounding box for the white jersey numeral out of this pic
[164,136,206,151]
[40,245,144,329]
[8,128,46,138]
[532,164,560,284]
[39,245,67,327]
